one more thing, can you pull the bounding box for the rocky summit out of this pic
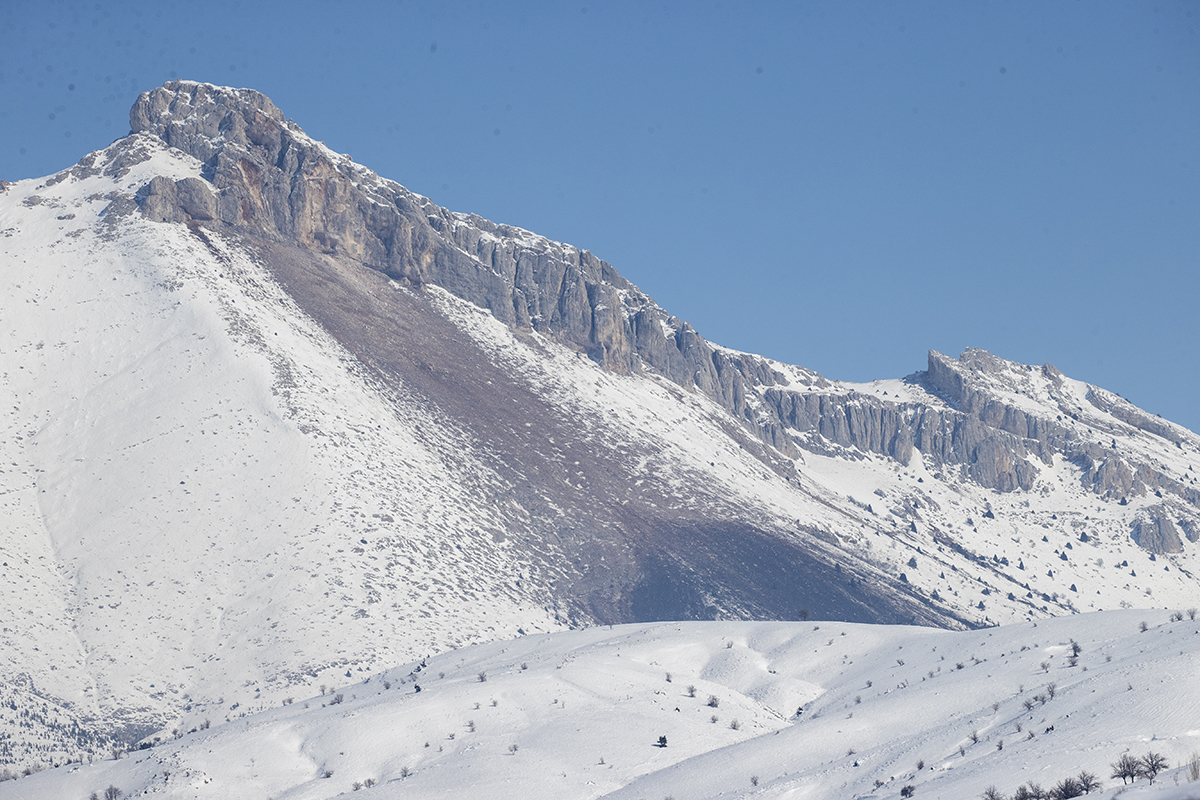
[1,80,1198,769]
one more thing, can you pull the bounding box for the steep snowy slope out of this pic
[1,80,1199,771]
[0,137,566,765]
[5,611,1199,799]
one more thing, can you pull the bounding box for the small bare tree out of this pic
[1138,752,1168,784]
[1111,754,1140,785]
[1050,776,1081,797]
[1076,770,1100,793]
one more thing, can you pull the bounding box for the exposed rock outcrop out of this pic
[1132,507,1184,554]
[129,81,798,458]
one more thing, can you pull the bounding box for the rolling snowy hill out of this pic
[6,611,1199,799]
[1,80,1198,777]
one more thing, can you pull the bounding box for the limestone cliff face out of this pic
[758,346,1200,553]
[759,352,1053,492]
[127,81,1200,555]
[129,81,797,458]
[1132,507,1184,554]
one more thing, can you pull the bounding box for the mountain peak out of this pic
[121,81,803,462]
[130,80,287,157]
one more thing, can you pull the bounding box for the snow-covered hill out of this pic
[1,80,1199,773]
[6,611,1199,799]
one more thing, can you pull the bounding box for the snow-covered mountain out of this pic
[1,80,1198,775]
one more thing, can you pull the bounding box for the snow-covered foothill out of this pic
[4,610,1198,799]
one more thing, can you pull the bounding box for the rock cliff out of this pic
[128,81,798,461]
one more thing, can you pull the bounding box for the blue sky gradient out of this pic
[3,1,1197,430]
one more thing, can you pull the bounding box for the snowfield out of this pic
[5,611,1199,799]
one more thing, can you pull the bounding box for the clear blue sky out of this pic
[3,1,1197,432]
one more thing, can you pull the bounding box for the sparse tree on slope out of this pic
[1138,752,1168,784]
[1048,776,1082,798]
[1075,770,1100,793]
[1111,754,1140,785]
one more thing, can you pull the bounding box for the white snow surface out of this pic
[5,611,1199,799]
[0,139,564,750]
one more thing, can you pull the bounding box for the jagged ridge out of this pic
[125,82,1200,538]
